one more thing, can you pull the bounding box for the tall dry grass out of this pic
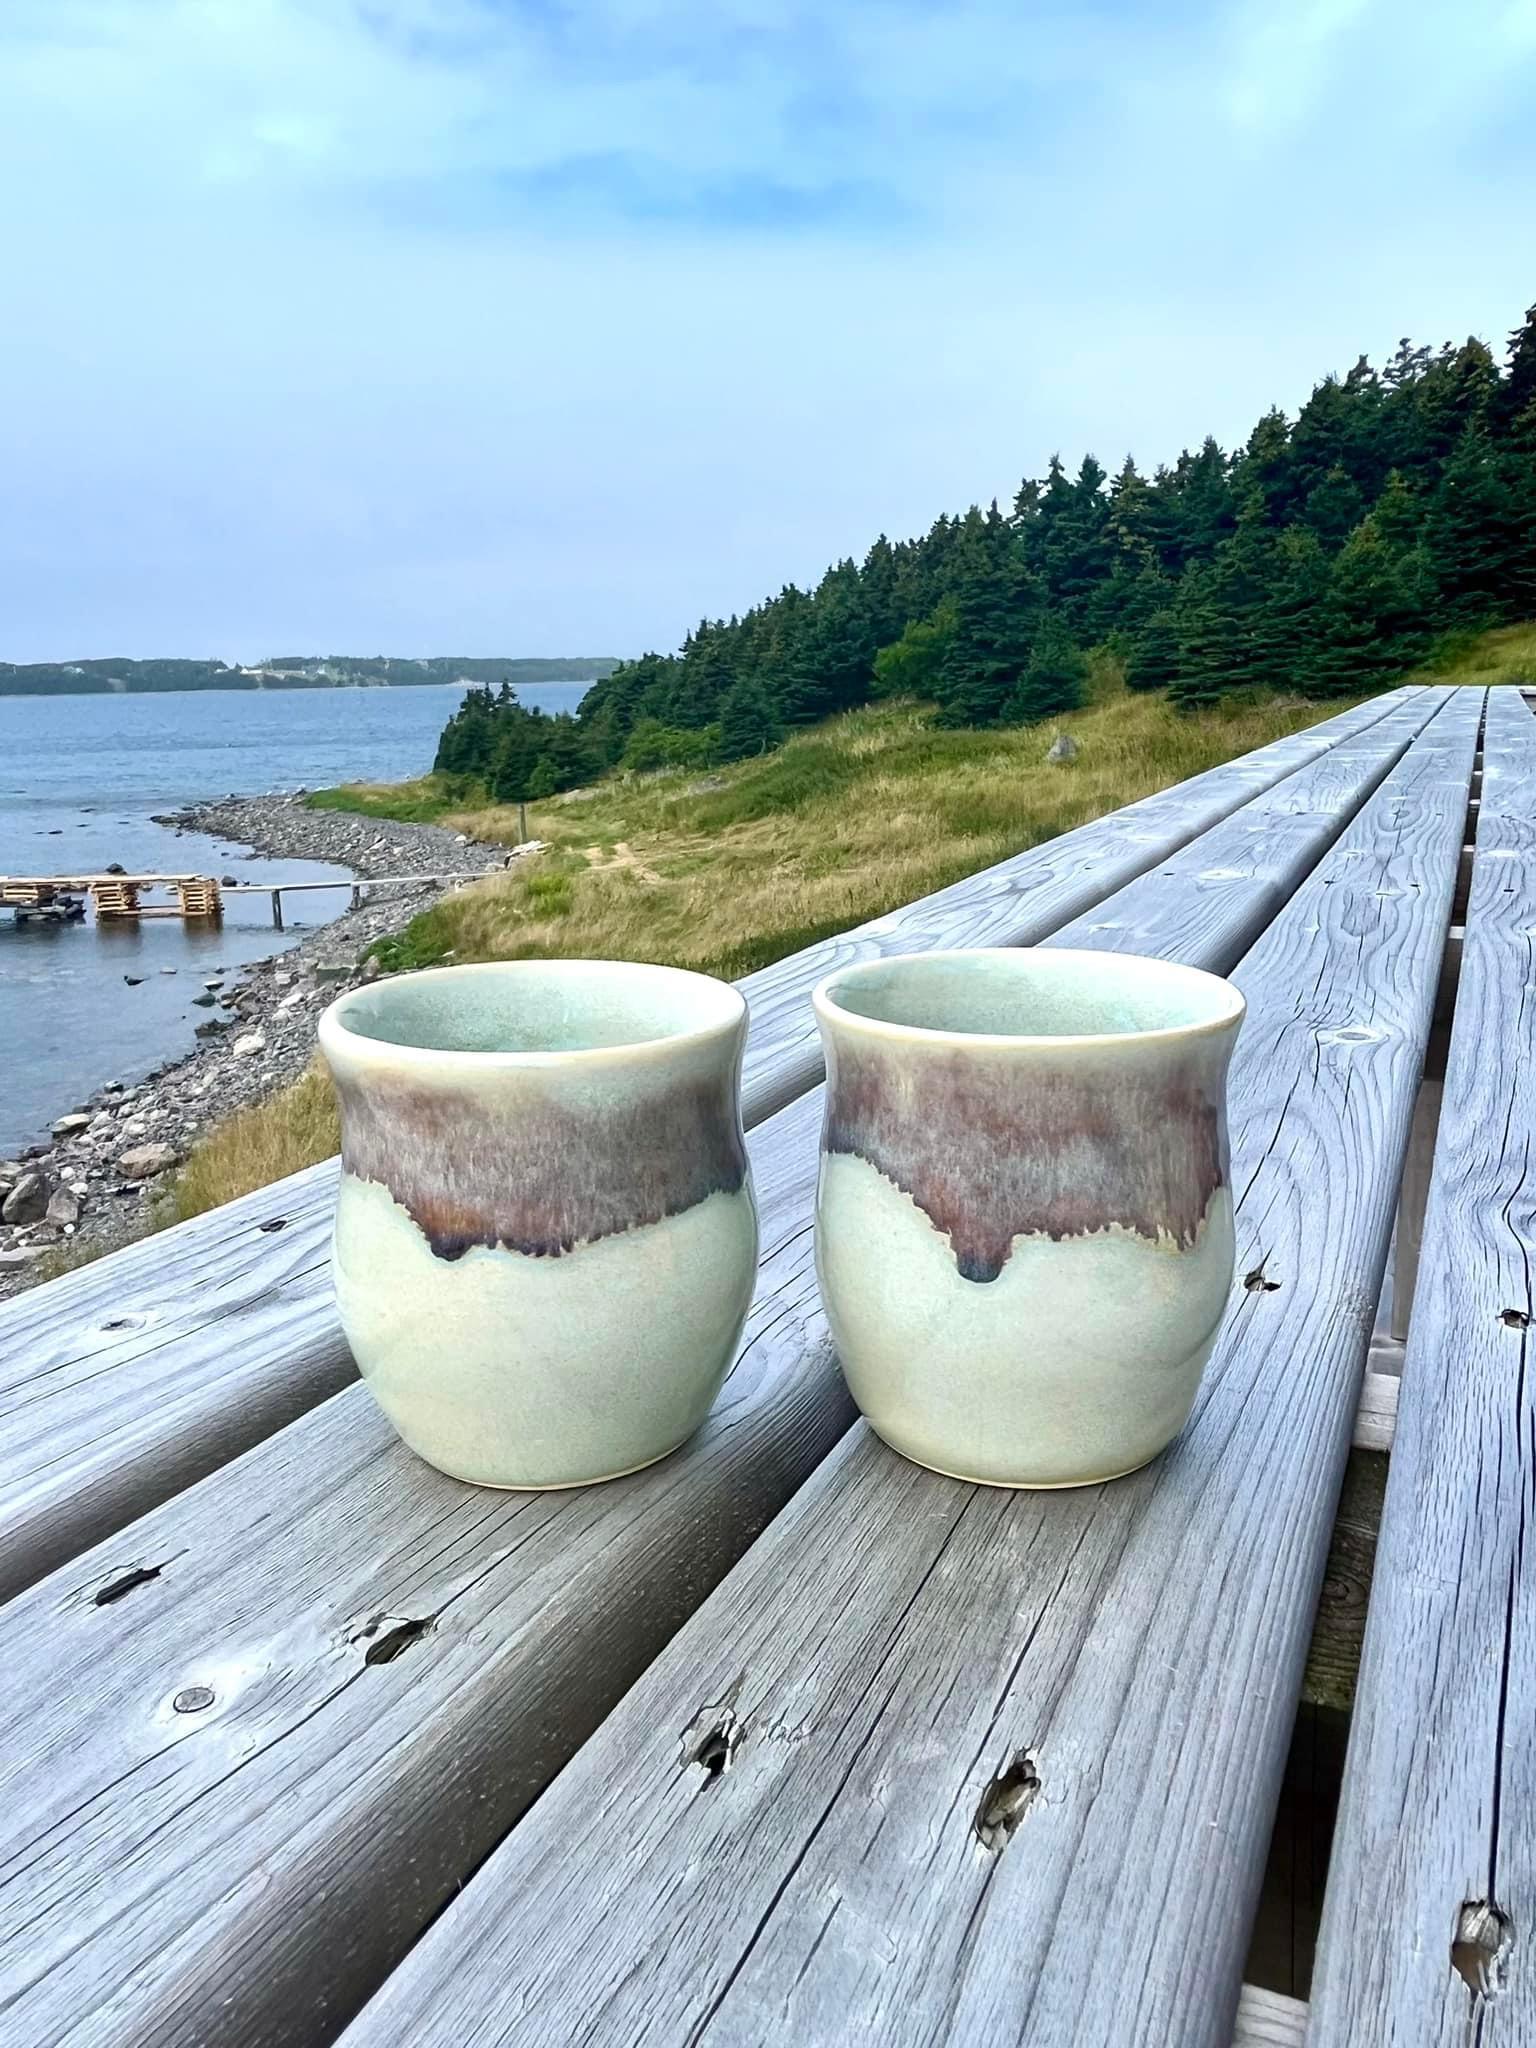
[376,687,1348,982]
[171,682,1356,1217]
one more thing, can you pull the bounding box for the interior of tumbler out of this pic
[331,959,742,1056]
[820,948,1242,1041]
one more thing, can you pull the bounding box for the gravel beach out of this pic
[0,794,518,1299]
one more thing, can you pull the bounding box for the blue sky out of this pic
[1,0,1533,662]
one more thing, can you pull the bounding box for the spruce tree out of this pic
[1426,423,1525,617]
[717,676,785,761]
[1008,617,1086,723]
[933,527,1042,727]
[1125,610,1182,692]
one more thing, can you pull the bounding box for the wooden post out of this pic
[518,801,529,844]
[271,889,284,930]
[349,883,362,912]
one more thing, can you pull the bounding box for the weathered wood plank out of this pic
[1351,1367,1399,1452]
[1233,1987,1308,2046]
[0,690,1430,1598]
[0,700,1445,2048]
[1307,687,1536,2045]
[334,693,1481,2048]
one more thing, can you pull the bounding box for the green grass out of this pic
[167,627,1527,1220]
[307,775,471,824]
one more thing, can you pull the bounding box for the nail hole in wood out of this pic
[974,1750,1041,1852]
[258,1217,288,1234]
[94,1563,163,1606]
[1500,1308,1531,1330]
[1244,1266,1282,1294]
[364,1616,434,1665]
[679,1701,743,1780]
[1452,1898,1513,1998]
[100,1314,142,1333]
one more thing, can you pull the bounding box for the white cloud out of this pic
[0,1,1532,659]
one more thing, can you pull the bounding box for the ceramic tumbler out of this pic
[319,959,758,1488]
[812,947,1245,1488]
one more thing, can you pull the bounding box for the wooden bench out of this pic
[3,684,1526,2048]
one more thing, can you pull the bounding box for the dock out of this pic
[0,868,503,929]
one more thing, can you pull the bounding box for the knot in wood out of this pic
[974,1751,1041,1852]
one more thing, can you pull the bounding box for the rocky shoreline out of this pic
[0,793,520,1299]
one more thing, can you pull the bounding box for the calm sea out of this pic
[0,682,589,1154]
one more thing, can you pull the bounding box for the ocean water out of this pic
[0,682,590,1154]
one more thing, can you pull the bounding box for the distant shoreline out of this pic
[0,656,620,699]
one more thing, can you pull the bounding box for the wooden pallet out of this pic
[88,879,141,918]
[175,877,223,918]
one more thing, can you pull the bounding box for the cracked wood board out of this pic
[1307,686,1536,2045]
[0,691,1426,1600]
[334,692,1482,2048]
[0,697,1448,2048]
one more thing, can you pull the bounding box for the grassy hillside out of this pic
[171,672,1351,1219]
[168,624,1533,1221]
[347,687,1345,983]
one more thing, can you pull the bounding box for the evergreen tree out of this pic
[1170,505,1282,704]
[1262,525,1332,690]
[717,676,785,761]
[1308,515,1436,696]
[1126,610,1182,692]
[435,302,1536,768]
[1302,464,1367,547]
[1426,423,1526,617]
[1008,617,1086,723]
[932,528,1043,726]
[488,712,542,804]
[871,600,958,699]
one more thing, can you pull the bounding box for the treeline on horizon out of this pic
[0,654,619,697]
[436,303,1536,805]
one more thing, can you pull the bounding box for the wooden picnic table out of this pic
[0,682,1529,2047]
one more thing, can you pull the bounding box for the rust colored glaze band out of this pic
[823,1041,1224,1281]
[334,1067,747,1261]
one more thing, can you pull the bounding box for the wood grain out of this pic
[0,691,1425,1599]
[1307,687,1536,2045]
[333,691,1481,2048]
[0,697,1442,2048]
[1233,1987,1308,2046]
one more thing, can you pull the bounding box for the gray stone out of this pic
[195,1018,231,1038]
[0,1246,49,1271]
[192,993,217,1007]
[1045,732,1080,765]
[232,1033,267,1057]
[45,1189,81,1227]
[2,1173,50,1225]
[117,1142,179,1180]
[51,1112,93,1138]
